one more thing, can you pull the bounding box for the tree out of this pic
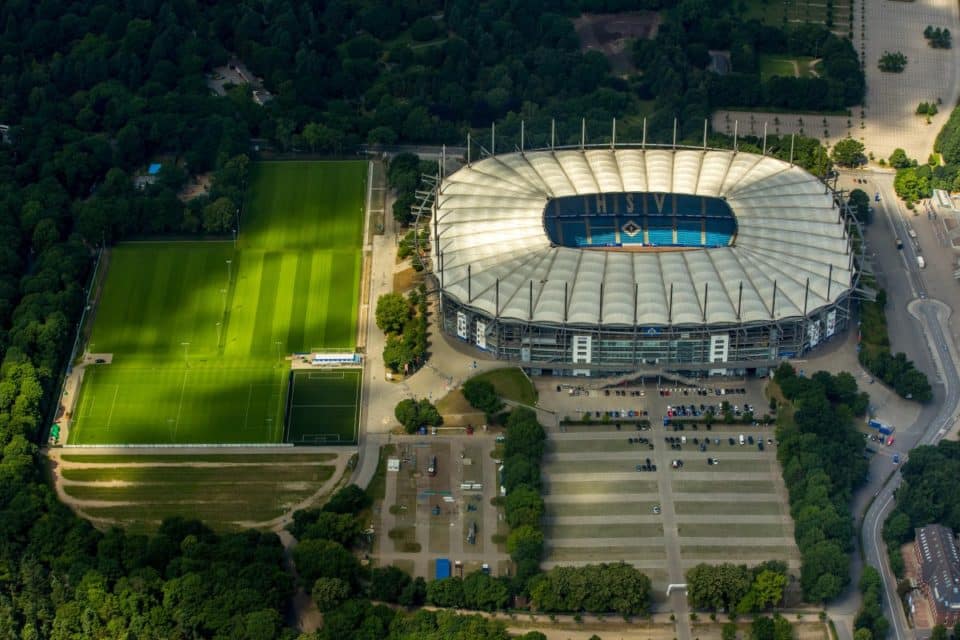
[461,378,504,420]
[848,189,871,224]
[889,148,912,169]
[772,614,793,640]
[931,625,948,640]
[504,408,547,460]
[323,484,372,515]
[505,486,544,528]
[528,563,651,615]
[686,563,752,611]
[394,398,442,433]
[831,138,865,167]
[751,616,776,640]
[506,524,544,565]
[502,454,542,492]
[398,577,427,607]
[293,538,361,588]
[462,571,509,610]
[747,569,787,610]
[878,51,907,72]
[368,566,411,603]
[426,577,465,608]
[312,577,350,611]
[202,196,235,233]
[290,510,362,546]
[383,334,414,373]
[376,293,411,335]
[800,540,848,601]
[723,622,739,640]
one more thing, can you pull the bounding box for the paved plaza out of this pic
[715,0,960,162]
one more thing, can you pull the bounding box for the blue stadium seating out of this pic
[704,198,730,217]
[648,228,673,245]
[559,221,589,246]
[704,231,731,247]
[543,192,737,249]
[591,228,617,245]
[676,229,702,245]
[674,194,702,216]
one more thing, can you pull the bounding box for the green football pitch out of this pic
[69,161,366,445]
[285,369,362,445]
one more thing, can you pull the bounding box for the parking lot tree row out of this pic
[773,363,869,602]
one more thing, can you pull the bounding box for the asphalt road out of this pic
[847,170,960,640]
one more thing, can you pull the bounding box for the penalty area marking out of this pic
[290,404,358,408]
[104,384,120,432]
[306,371,347,380]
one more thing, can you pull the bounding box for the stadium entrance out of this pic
[544,192,737,249]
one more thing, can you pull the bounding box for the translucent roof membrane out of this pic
[436,149,853,325]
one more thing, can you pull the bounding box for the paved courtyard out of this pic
[714,0,960,162]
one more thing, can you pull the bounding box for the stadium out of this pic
[432,145,860,377]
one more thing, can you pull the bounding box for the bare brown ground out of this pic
[178,173,212,202]
[393,266,424,293]
[573,11,661,74]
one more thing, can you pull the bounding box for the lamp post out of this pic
[275,340,283,366]
[226,259,232,285]
[181,342,190,368]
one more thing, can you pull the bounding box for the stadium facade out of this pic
[432,145,859,377]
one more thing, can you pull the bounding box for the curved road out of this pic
[857,172,960,640]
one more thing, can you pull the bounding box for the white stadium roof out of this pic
[435,148,853,327]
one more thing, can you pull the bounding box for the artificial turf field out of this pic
[69,161,366,445]
[285,369,362,445]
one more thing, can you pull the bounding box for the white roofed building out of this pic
[432,146,859,377]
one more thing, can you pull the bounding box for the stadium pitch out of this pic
[285,369,362,445]
[69,161,366,446]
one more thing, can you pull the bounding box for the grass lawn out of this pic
[677,522,789,538]
[758,54,817,80]
[72,363,286,445]
[545,523,663,539]
[679,545,799,559]
[544,479,658,495]
[674,501,784,516]
[674,479,776,493]
[546,545,666,562]
[70,161,366,445]
[543,459,665,474]
[468,367,538,405]
[548,439,650,454]
[545,501,659,517]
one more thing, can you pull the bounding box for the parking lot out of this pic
[537,378,800,600]
[376,435,510,579]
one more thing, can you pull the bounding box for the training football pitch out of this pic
[69,161,366,445]
[286,369,362,445]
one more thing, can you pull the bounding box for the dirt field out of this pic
[573,12,660,75]
[47,449,351,532]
